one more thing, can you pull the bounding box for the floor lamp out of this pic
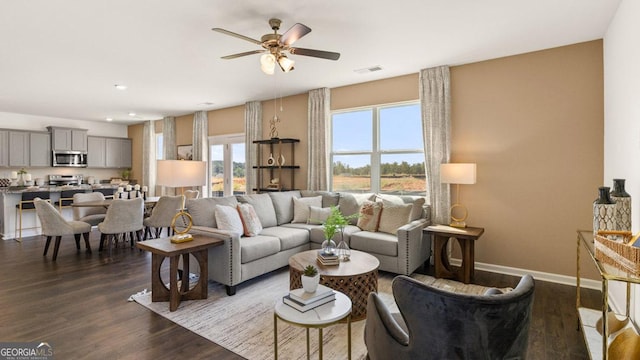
[440,163,477,228]
[156,160,206,242]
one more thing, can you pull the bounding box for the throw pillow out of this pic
[376,194,426,221]
[237,203,263,237]
[378,203,413,235]
[338,193,376,225]
[356,200,383,231]
[307,206,335,225]
[292,196,322,223]
[214,205,243,235]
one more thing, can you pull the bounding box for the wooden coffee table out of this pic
[136,235,224,311]
[289,249,379,321]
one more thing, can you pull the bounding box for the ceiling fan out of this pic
[212,18,340,74]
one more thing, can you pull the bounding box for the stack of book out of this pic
[317,251,340,266]
[283,284,336,312]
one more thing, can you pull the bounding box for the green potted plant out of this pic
[301,264,319,293]
[322,206,357,260]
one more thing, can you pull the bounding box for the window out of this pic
[209,133,246,197]
[156,133,163,160]
[331,102,425,195]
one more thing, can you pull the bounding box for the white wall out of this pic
[0,111,129,182]
[604,0,640,319]
[0,111,128,137]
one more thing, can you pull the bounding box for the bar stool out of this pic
[93,188,116,199]
[55,189,87,212]
[15,191,51,241]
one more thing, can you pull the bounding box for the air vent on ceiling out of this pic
[354,65,383,74]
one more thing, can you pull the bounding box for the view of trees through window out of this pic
[331,103,426,195]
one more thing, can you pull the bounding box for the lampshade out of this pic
[156,160,206,188]
[440,163,477,184]
[277,55,295,72]
[260,53,276,75]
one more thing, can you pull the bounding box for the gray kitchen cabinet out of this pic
[9,131,29,167]
[0,130,8,167]
[49,127,88,151]
[105,138,132,168]
[29,132,51,167]
[87,136,106,167]
[89,136,131,168]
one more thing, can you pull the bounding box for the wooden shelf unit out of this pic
[252,138,300,193]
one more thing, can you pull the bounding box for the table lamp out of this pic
[157,160,206,243]
[440,163,477,228]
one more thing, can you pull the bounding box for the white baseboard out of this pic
[449,258,601,290]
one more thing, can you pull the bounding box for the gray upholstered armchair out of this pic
[364,274,535,360]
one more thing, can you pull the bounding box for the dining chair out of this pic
[72,192,107,226]
[15,191,51,241]
[56,189,87,212]
[98,197,144,256]
[143,195,185,239]
[34,198,92,261]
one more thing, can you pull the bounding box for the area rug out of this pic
[131,268,498,360]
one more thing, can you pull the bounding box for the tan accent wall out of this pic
[450,40,603,278]
[128,40,603,279]
[128,124,143,182]
[175,114,193,147]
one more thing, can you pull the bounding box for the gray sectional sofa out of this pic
[185,190,431,295]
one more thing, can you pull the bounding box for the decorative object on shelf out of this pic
[10,171,18,186]
[593,186,617,236]
[440,163,477,228]
[266,178,280,190]
[277,154,285,166]
[267,153,276,166]
[269,115,280,139]
[177,145,194,160]
[607,327,640,359]
[16,168,28,186]
[611,179,631,232]
[301,265,319,293]
[121,168,131,180]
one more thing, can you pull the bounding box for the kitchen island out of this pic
[0,185,118,240]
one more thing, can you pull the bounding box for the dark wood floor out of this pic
[0,231,600,359]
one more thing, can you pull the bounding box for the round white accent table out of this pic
[274,290,352,360]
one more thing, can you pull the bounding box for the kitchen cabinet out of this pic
[48,127,88,152]
[88,136,131,168]
[29,132,51,167]
[9,131,29,167]
[0,130,7,167]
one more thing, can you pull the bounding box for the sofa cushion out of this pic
[308,206,333,225]
[268,191,301,225]
[376,194,426,221]
[236,193,278,228]
[378,203,413,235]
[338,193,375,225]
[187,196,238,228]
[350,231,398,257]
[357,200,383,231]
[309,224,361,245]
[301,190,340,207]
[239,235,281,263]
[292,196,322,223]
[260,226,310,251]
[237,203,263,237]
[214,205,243,235]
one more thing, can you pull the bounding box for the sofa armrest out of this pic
[396,218,431,275]
[189,226,242,286]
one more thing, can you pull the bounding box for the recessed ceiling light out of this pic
[128,112,136,117]
[106,117,113,122]
[114,84,128,90]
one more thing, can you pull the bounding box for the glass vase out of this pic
[321,239,336,255]
[336,240,351,261]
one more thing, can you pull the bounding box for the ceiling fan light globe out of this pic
[260,54,276,74]
[278,56,295,72]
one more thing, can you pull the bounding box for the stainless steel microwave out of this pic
[52,150,88,167]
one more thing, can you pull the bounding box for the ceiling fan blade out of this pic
[221,50,266,60]
[280,23,312,46]
[289,47,340,60]
[212,28,262,45]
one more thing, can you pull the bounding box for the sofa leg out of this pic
[226,285,236,296]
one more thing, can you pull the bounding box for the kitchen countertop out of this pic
[0,184,118,194]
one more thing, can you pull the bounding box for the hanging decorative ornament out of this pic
[269,114,280,139]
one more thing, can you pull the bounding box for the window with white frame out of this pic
[156,133,163,160]
[331,102,425,195]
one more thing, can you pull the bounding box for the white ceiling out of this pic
[0,0,621,124]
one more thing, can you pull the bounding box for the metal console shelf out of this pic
[576,230,640,359]
[253,138,300,193]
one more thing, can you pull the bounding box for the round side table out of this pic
[274,291,352,360]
